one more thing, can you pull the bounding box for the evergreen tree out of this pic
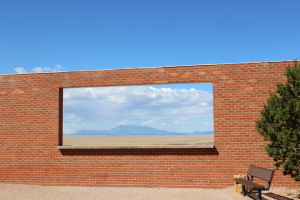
[256,60,300,181]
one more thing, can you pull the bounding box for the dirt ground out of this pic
[0,183,299,200]
[63,135,214,146]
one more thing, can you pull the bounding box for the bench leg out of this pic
[258,190,262,200]
[242,185,246,196]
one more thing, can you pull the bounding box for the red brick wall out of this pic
[1,61,299,188]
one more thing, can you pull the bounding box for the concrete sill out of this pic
[57,144,214,149]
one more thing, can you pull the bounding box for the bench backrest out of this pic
[248,165,275,182]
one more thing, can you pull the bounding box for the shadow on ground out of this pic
[245,192,297,200]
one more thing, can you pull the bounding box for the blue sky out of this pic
[63,83,213,134]
[0,0,299,74]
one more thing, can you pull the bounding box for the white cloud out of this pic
[160,122,167,126]
[32,67,44,73]
[32,66,60,73]
[142,120,155,126]
[14,67,27,74]
[14,65,64,74]
[56,64,63,69]
[64,86,213,120]
[117,119,135,126]
[117,121,127,125]
[71,122,80,128]
[52,64,64,72]
[64,113,79,120]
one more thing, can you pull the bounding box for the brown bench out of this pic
[234,165,275,200]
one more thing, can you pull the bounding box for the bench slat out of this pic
[248,165,274,182]
[234,178,265,190]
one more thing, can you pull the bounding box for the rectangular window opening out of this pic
[60,83,214,149]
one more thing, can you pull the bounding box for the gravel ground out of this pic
[0,183,299,200]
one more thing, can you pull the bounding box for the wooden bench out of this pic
[233,165,275,200]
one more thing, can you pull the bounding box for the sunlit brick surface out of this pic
[1,61,299,188]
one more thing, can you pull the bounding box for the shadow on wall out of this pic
[59,147,219,156]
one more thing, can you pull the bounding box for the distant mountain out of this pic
[71,125,213,136]
[191,131,214,135]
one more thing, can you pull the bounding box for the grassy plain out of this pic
[63,135,214,146]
